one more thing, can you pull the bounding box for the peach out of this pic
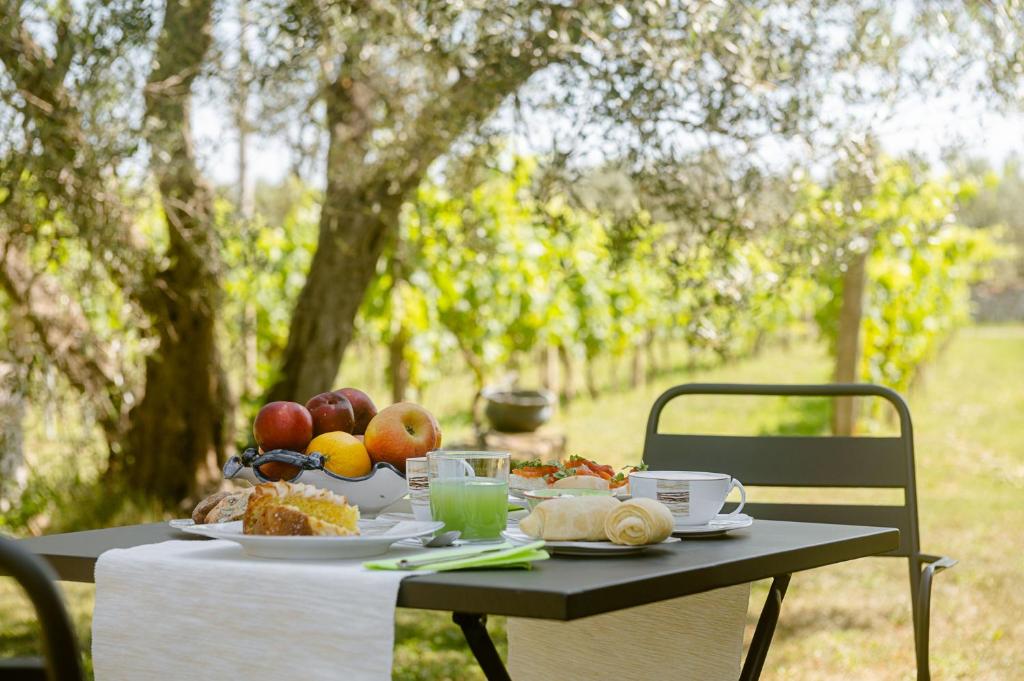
[364,402,442,473]
[253,401,313,452]
[336,387,378,435]
[305,391,355,436]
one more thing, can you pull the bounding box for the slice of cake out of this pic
[243,481,360,536]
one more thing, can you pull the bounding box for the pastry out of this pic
[243,481,359,536]
[518,495,621,541]
[604,497,674,546]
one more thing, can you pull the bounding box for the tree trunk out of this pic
[660,339,672,372]
[122,0,229,503]
[631,343,646,389]
[645,331,658,379]
[267,187,399,402]
[234,0,253,218]
[266,26,558,404]
[832,251,868,436]
[242,302,259,397]
[558,345,576,405]
[389,329,410,403]
[0,362,26,508]
[543,345,560,395]
[584,353,600,400]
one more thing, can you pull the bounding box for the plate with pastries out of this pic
[509,455,643,499]
[503,494,680,557]
[180,480,442,559]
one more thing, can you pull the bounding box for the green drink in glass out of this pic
[428,451,510,542]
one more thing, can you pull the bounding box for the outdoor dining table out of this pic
[16,518,898,680]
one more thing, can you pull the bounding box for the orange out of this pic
[305,431,372,478]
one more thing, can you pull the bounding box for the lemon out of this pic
[306,431,372,478]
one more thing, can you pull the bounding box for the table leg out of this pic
[739,574,792,681]
[452,612,512,681]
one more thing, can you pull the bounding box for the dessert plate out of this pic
[181,519,444,559]
[501,527,680,556]
[673,513,753,538]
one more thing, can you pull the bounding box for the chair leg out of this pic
[453,612,512,681]
[909,557,925,681]
[740,574,792,681]
[914,556,957,681]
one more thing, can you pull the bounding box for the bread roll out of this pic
[552,475,609,490]
[204,489,252,523]
[519,496,621,541]
[192,491,230,524]
[604,498,674,546]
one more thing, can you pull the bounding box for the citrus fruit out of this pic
[306,431,372,478]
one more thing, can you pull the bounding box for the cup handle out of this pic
[723,479,746,516]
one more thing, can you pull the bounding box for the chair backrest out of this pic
[643,383,921,557]
[0,535,83,681]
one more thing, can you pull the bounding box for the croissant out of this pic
[518,496,621,541]
[604,498,674,546]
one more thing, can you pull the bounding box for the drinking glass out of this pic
[405,457,431,521]
[428,451,510,542]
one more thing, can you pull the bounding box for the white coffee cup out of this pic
[629,471,746,526]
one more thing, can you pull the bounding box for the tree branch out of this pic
[0,0,157,304]
[390,8,570,190]
[0,233,123,432]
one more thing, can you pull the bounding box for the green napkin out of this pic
[364,541,548,572]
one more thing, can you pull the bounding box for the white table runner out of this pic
[93,539,413,681]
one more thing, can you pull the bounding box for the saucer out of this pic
[672,513,753,538]
[502,527,680,556]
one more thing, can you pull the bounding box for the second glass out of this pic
[428,451,510,542]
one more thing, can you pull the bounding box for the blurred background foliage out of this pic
[2,0,1021,517]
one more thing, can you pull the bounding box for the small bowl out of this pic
[482,388,555,433]
[222,448,407,517]
[521,487,613,511]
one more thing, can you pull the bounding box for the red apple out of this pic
[305,391,355,436]
[336,387,377,435]
[253,401,313,452]
[364,402,442,473]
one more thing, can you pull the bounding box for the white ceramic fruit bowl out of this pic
[222,448,407,517]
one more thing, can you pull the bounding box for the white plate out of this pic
[169,518,195,529]
[502,527,680,556]
[673,514,753,537]
[181,519,444,559]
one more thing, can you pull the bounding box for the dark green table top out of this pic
[15,520,897,620]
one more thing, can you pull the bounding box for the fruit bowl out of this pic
[222,448,407,516]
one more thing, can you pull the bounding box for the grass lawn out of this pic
[3,325,1022,679]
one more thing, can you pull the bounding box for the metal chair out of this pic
[643,383,955,681]
[0,535,83,681]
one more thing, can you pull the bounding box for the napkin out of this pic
[365,541,548,571]
[92,539,417,681]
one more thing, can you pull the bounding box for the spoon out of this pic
[421,530,460,547]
